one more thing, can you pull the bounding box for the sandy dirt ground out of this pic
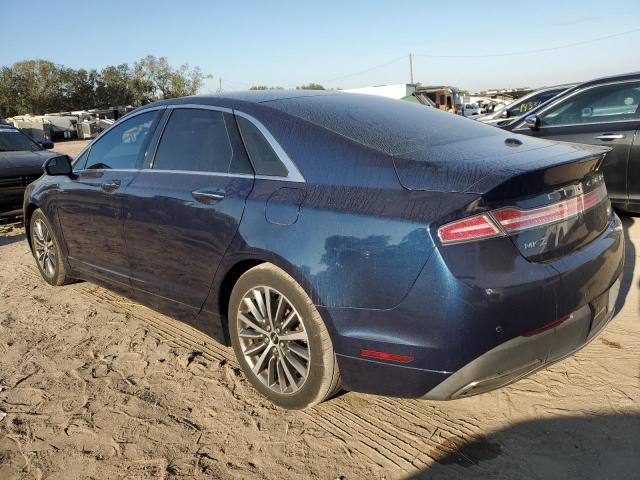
[0,140,638,479]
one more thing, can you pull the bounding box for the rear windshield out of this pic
[266,93,501,157]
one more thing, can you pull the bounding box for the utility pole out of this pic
[409,53,414,84]
[218,77,223,92]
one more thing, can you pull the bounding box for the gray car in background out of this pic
[477,85,574,127]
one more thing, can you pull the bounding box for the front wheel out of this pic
[229,263,340,409]
[29,209,72,286]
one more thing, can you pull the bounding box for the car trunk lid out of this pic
[424,141,612,262]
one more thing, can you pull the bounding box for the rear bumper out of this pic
[421,277,620,399]
[322,213,624,398]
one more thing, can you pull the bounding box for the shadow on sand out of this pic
[408,413,640,479]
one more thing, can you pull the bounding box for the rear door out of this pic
[124,106,254,311]
[56,109,161,283]
[512,81,640,205]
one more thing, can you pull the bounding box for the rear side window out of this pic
[153,109,253,174]
[236,116,288,177]
[86,110,157,170]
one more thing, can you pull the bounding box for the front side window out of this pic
[540,83,640,127]
[86,110,157,170]
[73,148,90,172]
[153,109,253,174]
[236,116,288,177]
[0,129,41,152]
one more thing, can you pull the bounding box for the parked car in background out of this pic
[507,72,640,213]
[477,85,573,127]
[462,103,483,117]
[0,124,56,218]
[23,91,623,409]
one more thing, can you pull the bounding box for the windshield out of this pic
[0,129,41,152]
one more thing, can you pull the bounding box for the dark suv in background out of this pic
[506,72,640,213]
[0,124,56,218]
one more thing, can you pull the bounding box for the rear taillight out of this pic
[438,183,608,245]
[436,214,502,244]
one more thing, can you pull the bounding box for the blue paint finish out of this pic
[24,91,625,399]
[265,187,305,225]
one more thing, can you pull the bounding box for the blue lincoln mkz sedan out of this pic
[24,90,623,409]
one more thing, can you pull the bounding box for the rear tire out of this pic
[229,263,340,409]
[29,209,72,286]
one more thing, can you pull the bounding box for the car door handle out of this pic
[595,133,625,141]
[191,189,225,204]
[101,180,121,192]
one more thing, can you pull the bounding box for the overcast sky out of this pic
[1,0,639,93]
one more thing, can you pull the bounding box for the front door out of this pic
[513,81,640,205]
[56,109,161,284]
[124,107,255,312]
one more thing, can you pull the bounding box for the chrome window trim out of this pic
[234,110,305,183]
[168,103,233,114]
[90,105,167,145]
[513,78,640,131]
[77,102,306,183]
[139,169,254,179]
[81,106,167,172]
[76,168,300,182]
[77,168,142,173]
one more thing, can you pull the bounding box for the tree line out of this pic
[0,56,208,118]
[249,83,326,91]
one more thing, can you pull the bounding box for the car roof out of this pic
[145,89,340,110]
[576,71,640,88]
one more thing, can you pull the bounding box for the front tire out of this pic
[229,263,340,409]
[29,209,71,286]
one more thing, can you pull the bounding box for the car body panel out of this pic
[124,170,254,311]
[23,90,625,399]
[55,169,138,284]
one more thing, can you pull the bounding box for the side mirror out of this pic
[500,109,509,118]
[524,114,540,130]
[39,141,54,150]
[43,155,73,176]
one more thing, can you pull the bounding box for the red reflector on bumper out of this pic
[360,349,414,363]
[524,314,572,337]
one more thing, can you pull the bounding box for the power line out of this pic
[214,27,640,90]
[414,27,640,58]
[316,55,407,85]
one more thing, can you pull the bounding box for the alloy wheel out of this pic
[32,219,56,278]
[236,286,310,394]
